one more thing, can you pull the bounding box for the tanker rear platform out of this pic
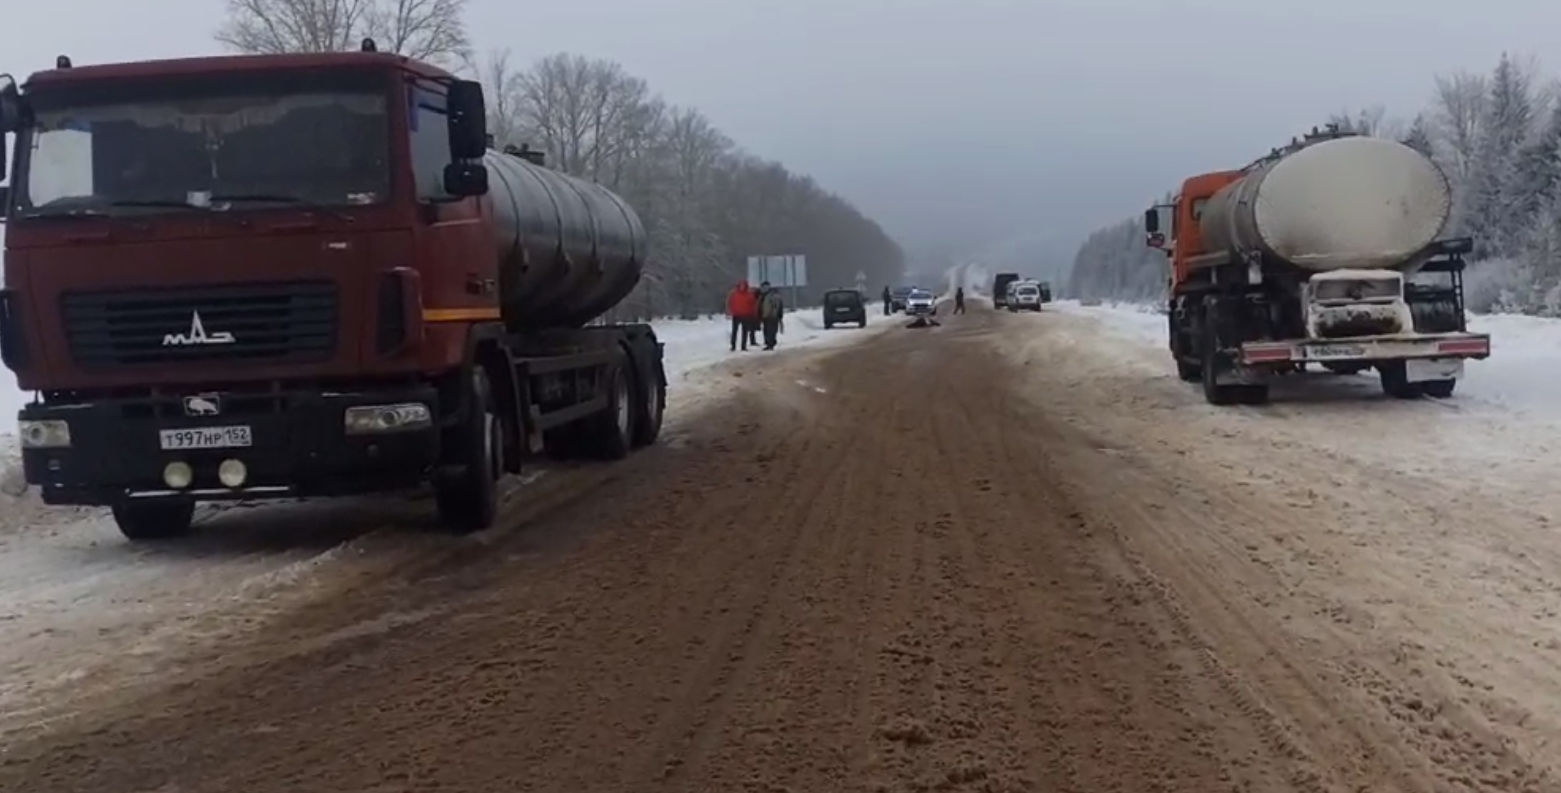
[3,303,1540,793]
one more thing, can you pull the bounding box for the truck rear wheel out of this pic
[588,356,634,460]
[434,367,500,533]
[632,362,665,448]
[111,499,195,542]
[1199,298,1268,406]
[1377,362,1423,399]
[1422,378,1456,398]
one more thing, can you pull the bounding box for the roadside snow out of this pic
[654,305,896,426]
[1043,298,1561,506]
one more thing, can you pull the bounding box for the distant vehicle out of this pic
[991,273,1020,309]
[905,289,936,316]
[1007,282,1042,312]
[1080,297,1104,307]
[1037,281,1053,303]
[823,289,867,328]
[889,286,914,312]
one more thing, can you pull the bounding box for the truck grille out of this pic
[60,281,339,368]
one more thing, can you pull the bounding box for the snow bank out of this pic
[654,305,893,381]
[1056,298,1561,419]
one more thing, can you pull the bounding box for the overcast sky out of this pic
[8,0,1561,260]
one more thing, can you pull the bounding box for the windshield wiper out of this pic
[106,199,212,211]
[208,194,352,222]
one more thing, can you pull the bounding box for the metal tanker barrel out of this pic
[483,149,647,330]
[1200,136,1452,272]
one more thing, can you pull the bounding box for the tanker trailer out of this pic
[1143,125,1490,406]
[485,144,648,330]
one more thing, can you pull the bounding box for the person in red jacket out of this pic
[727,280,759,351]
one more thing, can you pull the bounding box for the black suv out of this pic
[823,289,868,328]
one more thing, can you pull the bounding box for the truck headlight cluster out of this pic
[344,403,432,435]
[19,419,71,449]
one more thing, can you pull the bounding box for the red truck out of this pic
[0,44,667,540]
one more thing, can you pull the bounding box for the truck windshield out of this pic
[14,73,391,217]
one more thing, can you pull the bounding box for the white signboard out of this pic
[746,254,808,288]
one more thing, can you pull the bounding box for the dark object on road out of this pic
[824,289,868,328]
[991,273,1020,309]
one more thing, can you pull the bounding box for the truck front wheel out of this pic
[111,499,195,542]
[434,367,501,533]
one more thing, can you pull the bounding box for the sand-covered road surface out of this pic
[0,304,1553,792]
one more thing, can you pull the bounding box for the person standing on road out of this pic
[759,281,785,350]
[954,287,966,314]
[745,284,762,347]
[727,280,759,351]
[882,285,892,316]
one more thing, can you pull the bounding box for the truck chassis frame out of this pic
[1165,239,1491,406]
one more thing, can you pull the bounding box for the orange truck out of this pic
[1144,125,1490,406]
[0,43,668,540]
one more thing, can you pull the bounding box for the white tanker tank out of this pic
[1199,136,1453,273]
[483,147,648,331]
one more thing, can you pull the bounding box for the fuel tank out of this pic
[483,149,647,329]
[1200,136,1452,272]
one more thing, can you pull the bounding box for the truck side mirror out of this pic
[0,75,18,135]
[1143,207,1159,233]
[445,79,488,161]
[443,162,489,197]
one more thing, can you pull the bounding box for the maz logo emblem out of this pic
[162,312,236,346]
[183,394,221,416]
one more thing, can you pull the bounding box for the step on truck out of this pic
[0,44,667,540]
[1144,124,1491,406]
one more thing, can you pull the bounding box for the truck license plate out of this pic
[158,426,253,450]
[1308,344,1366,359]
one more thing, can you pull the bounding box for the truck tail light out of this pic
[376,268,425,356]
[0,289,28,370]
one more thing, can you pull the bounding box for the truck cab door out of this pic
[406,80,497,318]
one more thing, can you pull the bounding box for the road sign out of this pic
[746,255,808,288]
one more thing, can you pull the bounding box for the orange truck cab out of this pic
[0,45,667,540]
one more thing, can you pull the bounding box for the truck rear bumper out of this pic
[19,385,441,507]
[1240,332,1491,366]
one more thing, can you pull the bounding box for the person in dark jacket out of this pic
[954,287,966,314]
[881,285,892,315]
[758,281,785,350]
[745,284,762,347]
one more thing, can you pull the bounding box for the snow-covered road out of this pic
[997,300,1561,774]
[0,300,896,740]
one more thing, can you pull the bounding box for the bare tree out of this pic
[216,0,469,67]
[364,0,470,68]
[1430,69,1489,183]
[481,48,525,148]
[216,0,372,54]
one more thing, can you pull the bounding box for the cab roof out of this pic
[24,51,451,89]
